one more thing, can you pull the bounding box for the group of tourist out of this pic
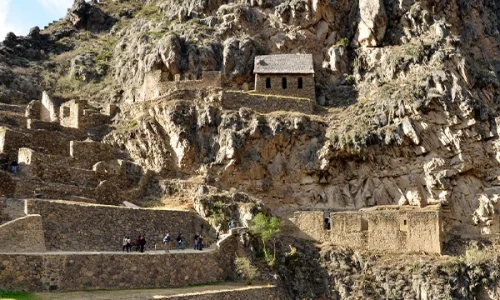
[121,235,147,253]
[121,227,223,253]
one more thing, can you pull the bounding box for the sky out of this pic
[0,0,74,41]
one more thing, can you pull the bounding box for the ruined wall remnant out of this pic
[40,91,59,123]
[293,205,442,254]
[137,70,222,102]
[59,100,110,129]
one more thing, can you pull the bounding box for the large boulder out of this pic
[67,0,115,32]
[354,0,387,47]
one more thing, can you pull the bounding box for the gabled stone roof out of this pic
[254,54,314,74]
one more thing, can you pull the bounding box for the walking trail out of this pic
[34,283,274,300]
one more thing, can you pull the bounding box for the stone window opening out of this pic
[62,107,71,118]
[400,217,408,232]
[298,77,303,89]
[266,78,271,88]
[361,218,368,231]
[282,77,287,89]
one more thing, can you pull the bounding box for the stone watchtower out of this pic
[253,54,315,100]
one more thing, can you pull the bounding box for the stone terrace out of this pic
[0,92,149,205]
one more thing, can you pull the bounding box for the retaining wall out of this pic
[0,236,237,292]
[27,200,213,251]
[0,215,46,253]
[221,91,314,114]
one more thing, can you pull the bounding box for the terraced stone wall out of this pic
[221,91,314,114]
[0,236,237,292]
[27,200,214,251]
[0,215,46,253]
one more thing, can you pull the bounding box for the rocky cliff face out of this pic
[2,0,500,298]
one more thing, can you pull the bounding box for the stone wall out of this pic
[138,71,222,102]
[0,126,72,159]
[221,91,314,114]
[27,200,214,251]
[70,140,117,168]
[40,91,59,123]
[0,197,5,223]
[27,119,85,139]
[293,206,442,254]
[18,148,98,187]
[0,215,46,253]
[0,236,237,292]
[0,171,15,198]
[157,286,281,299]
[255,73,315,100]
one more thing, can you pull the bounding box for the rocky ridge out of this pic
[2,0,500,298]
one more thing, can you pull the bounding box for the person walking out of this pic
[176,233,184,250]
[122,236,128,252]
[139,235,147,253]
[163,232,171,250]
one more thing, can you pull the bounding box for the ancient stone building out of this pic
[293,205,443,254]
[254,54,315,100]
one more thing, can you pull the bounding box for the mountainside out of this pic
[2,0,500,298]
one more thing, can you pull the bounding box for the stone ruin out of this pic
[0,91,145,205]
[292,205,443,254]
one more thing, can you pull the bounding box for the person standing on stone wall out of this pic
[163,232,171,250]
[194,233,199,250]
[122,236,128,252]
[135,236,141,251]
[198,234,203,251]
[176,233,184,250]
[126,236,131,252]
[139,235,146,252]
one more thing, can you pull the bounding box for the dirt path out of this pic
[36,283,273,300]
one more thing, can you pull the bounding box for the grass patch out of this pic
[0,290,40,300]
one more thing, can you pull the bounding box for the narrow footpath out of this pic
[35,283,275,300]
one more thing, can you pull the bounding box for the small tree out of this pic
[250,213,281,267]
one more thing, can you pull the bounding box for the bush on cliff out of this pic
[250,212,281,267]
